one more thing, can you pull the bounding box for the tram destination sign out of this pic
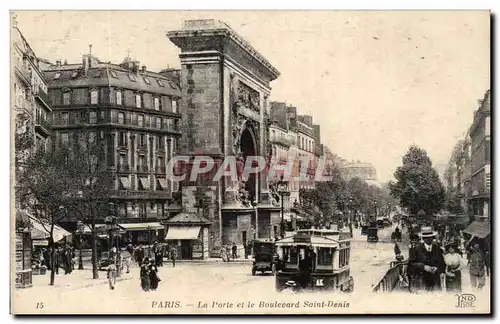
[293,232,311,243]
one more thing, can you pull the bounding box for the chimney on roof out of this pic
[82,55,89,75]
[141,65,147,72]
[63,59,68,65]
[56,59,61,66]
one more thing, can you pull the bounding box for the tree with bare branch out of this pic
[17,146,74,285]
[17,130,114,282]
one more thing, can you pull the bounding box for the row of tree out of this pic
[296,166,397,224]
[296,145,448,224]
[15,125,113,285]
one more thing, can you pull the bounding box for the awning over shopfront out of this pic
[463,221,490,239]
[82,224,106,234]
[166,226,201,240]
[29,217,71,242]
[157,178,168,190]
[139,177,150,190]
[119,177,131,189]
[119,222,163,232]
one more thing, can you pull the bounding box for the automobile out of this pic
[274,231,354,293]
[252,239,276,275]
[360,222,369,235]
[98,251,113,270]
[367,221,379,243]
[382,218,392,227]
[367,227,379,242]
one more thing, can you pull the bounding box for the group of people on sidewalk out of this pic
[105,242,179,291]
[36,244,76,275]
[401,225,490,293]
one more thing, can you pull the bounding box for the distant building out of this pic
[269,102,322,198]
[340,161,380,187]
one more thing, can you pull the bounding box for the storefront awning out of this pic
[139,177,150,190]
[166,226,201,240]
[119,222,163,231]
[157,178,168,190]
[82,224,106,234]
[463,221,490,239]
[29,216,70,242]
[119,177,131,189]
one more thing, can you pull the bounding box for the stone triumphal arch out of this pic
[168,20,283,252]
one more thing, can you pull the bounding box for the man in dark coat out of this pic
[408,226,445,292]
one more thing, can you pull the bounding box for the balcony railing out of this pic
[34,118,51,136]
[117,163,130,172]
[33,87,51,109]
[156,166,166,174]
[137,143,148,150]
[15,65,31,86]
[110,190,172,200]
[270,136,291,148]
[51,115,181,133]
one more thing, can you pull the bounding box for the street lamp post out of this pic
[76,221,84,270]
[348,197,354,236]
[252,200,259,240]
[277,177,289,239]
[147,225,152,258]
[106,202,120,273]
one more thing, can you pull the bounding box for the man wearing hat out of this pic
[407,226,445,292]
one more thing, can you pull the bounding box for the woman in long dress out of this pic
[140,259,151,291]
[149,259,161,291]
[443,239,465,292]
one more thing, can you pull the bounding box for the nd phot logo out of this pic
[455,293,476,308]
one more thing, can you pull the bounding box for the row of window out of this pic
[53,109,180,131]
[59,131,177,150]
[53,69,175,89]
[299,135,315,153]
[53,88,179,114]
[116,198,180,219]
[117,153,168,172]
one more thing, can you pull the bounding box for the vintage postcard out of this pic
[11,10,491,314]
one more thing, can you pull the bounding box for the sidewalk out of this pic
[26,268,134,292]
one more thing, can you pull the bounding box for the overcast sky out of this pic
[14,11,490,182]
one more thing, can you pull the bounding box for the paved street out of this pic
[14,226,401,311]
[13,228,489,314]
[13,225,490,314]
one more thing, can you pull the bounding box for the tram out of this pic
[274,230,354,292]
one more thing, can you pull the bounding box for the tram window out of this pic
[317,248,334,265]
[339,249,348,268]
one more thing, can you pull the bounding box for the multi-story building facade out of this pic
[269,102,298,207]
[445,89,491,221]
[44,52,182,242]
[12,19,52,220]
[469,90,491,219]
[461,133,472,213]
[287,108,319,190]
[12,20,52,153]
